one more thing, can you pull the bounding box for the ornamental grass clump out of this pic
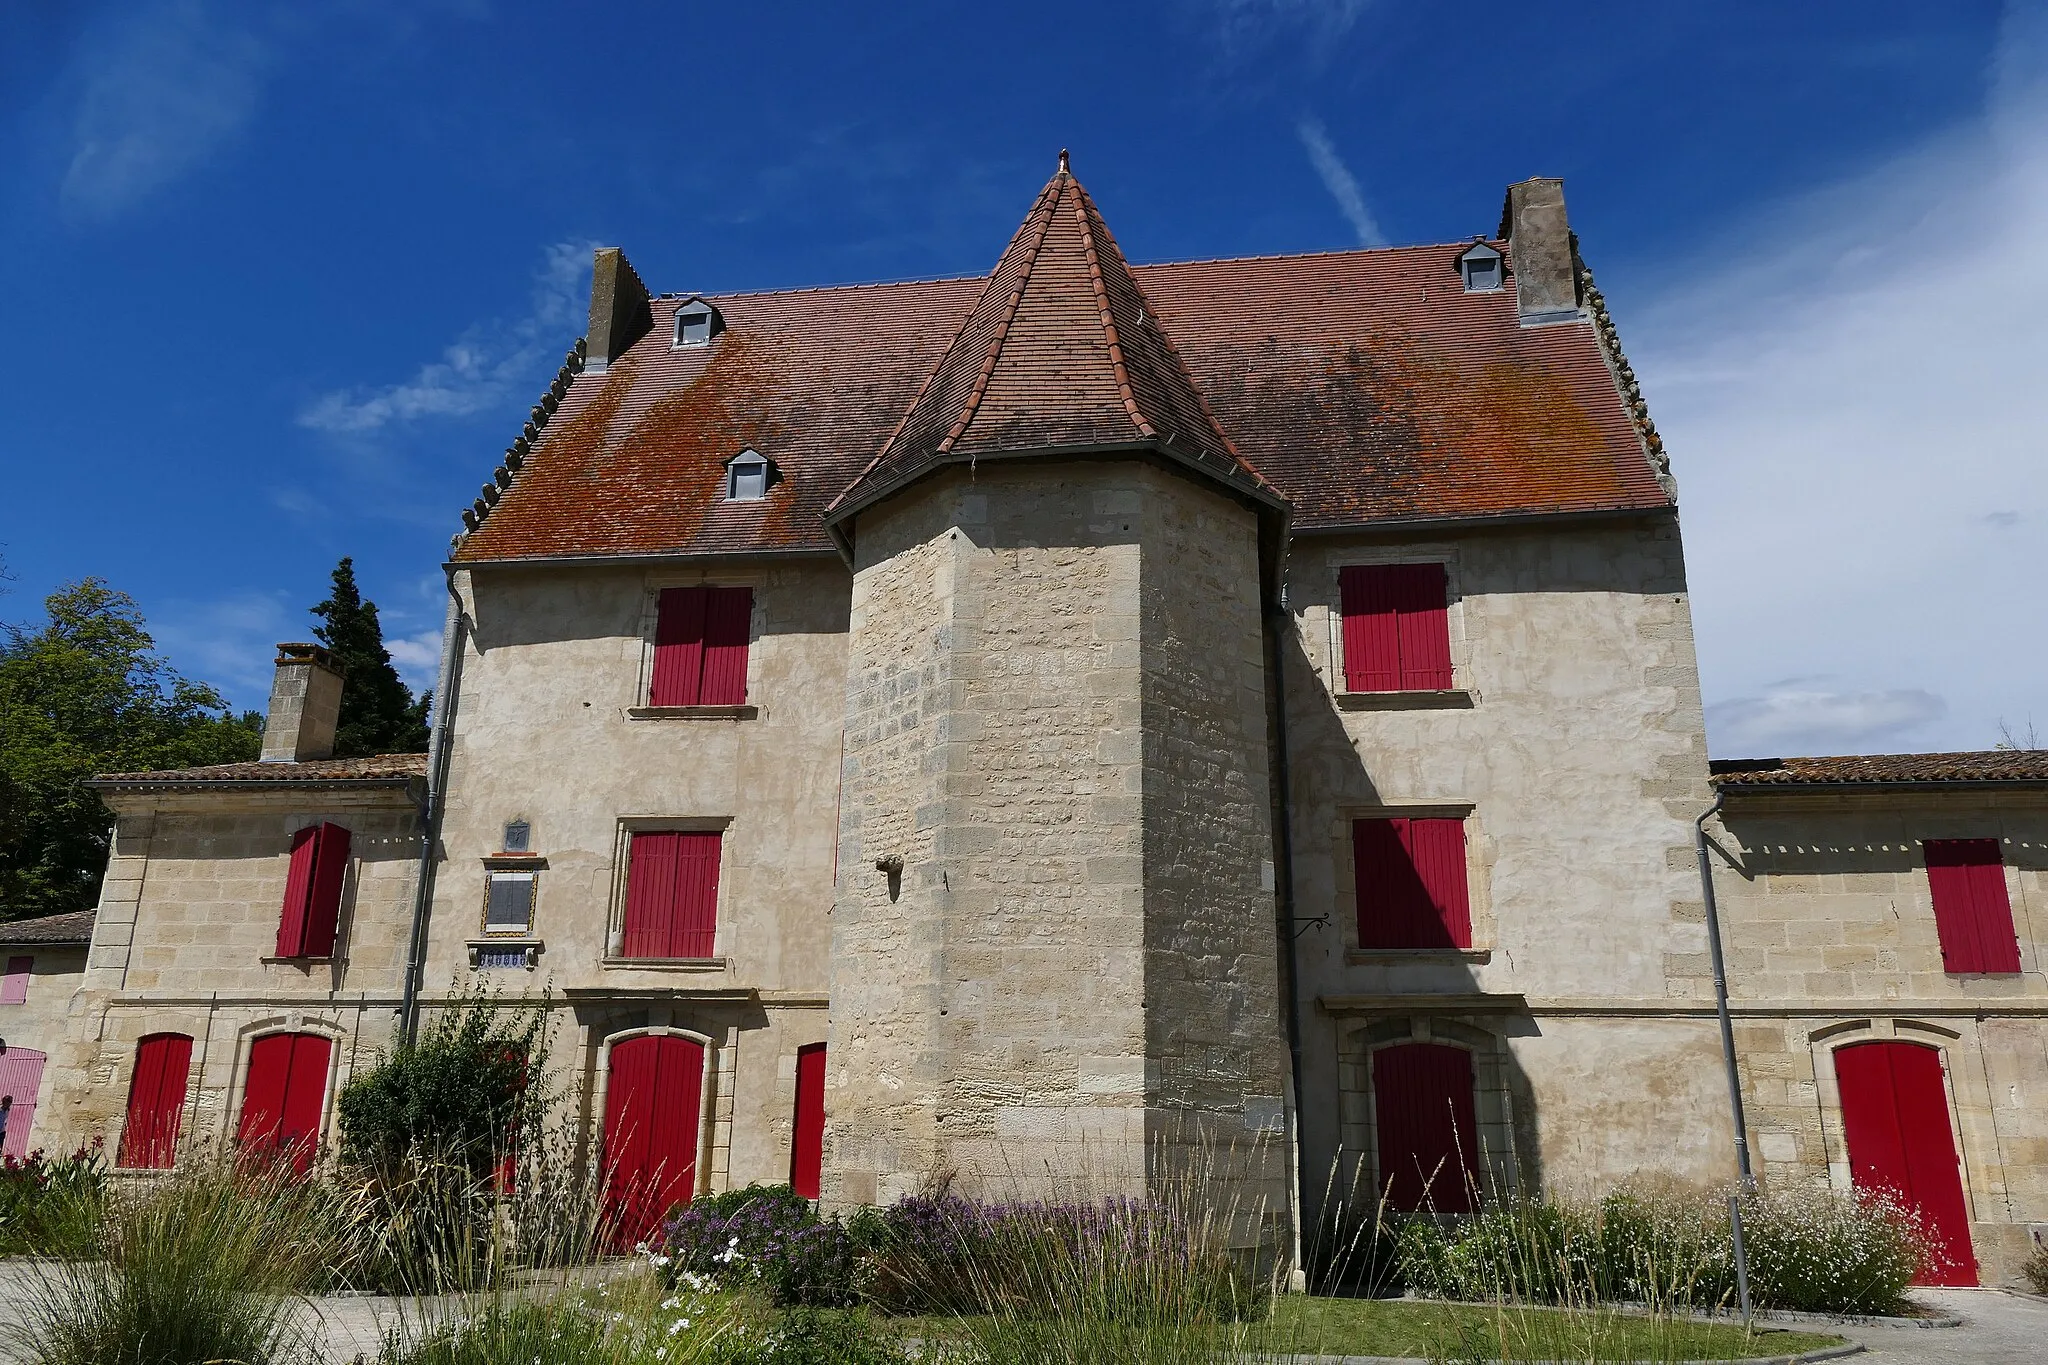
[17,1155,352,1365]
[0,1138,107,1256]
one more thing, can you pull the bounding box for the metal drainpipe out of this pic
[1267,593,1308,1285]
[1696,791,1756,1322]
[400,569,467,1045]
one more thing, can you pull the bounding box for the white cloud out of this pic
[1630,2,2048,758]
[1205,0,1371,53]
[1297,117,1386,247]
[60,0,271,218]
[1708,685,1948,756]
[384,629,445,694]
[298,242,593,434]
[150,590,294,706]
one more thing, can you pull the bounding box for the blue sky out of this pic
[1,0,2041,755]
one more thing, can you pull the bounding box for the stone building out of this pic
[36,159,2048,1283]
[0,909,94,1160]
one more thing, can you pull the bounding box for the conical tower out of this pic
[824,156,1293,1218]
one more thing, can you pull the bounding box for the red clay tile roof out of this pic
[831,160,1275,522]
[1712,752,2048,788]
[89,753,428,788]
[0,908,96,945]
[454,167,1670,564]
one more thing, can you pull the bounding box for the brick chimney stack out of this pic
[260,644,346,763]
[1499,178,1580,325]
[585,247,653,372]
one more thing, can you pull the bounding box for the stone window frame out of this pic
[1334,801,1492,962]
[221,1013,349,1161]
[1335,1016,1519,1208]
[587,1015,734,1200]
[627,576,763,720]
[601,815,735,968]
[1318,545,1473,710]
[1804,1017,1985,1218]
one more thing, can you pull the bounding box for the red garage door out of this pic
[602,1034,705,1244]
[1834,1041,1977,1286]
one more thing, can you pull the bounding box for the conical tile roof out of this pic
[828,154,1278,522]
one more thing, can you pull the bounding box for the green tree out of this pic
[0,579,261,920]
[310,557,431,757]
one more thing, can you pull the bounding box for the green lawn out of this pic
[1245,1295,1847,1361]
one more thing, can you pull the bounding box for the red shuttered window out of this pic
[650,587,753,706]
[119,1033,194,1169]
[791,1043,827,1200]
[1339,563,1452,692]
[276,823,351,959]
[1923,839,2021,974]
[0,956,29,1005]
[236,1032,332,1175]
[1354,817,1471,949]
[622,831,723,959]
[1372,1042,1481,1213]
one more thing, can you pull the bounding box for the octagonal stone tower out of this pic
[821,159,1293,1213]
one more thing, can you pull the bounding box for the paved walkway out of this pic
[1811,1288,2048,1365]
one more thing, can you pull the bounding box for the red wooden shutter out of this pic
[301,824,351,958]
[602,1034,705,1244]
[1354,818,1468,949]
[623,831,722,958]
[119,1033,193,1169]
[1924,839,2020,974]
[1393,563,1452,689]
[0,955,29,1006]
[791,1042,827,1199]
[237,1032,330,1174]
[1340,567,1400,692]
[624,832,682,959]
[276,826,320,957]
[699,587,752,705]
[0,1048,46,1162]
[651,587,708,706]
[1372,1043,1480,1213]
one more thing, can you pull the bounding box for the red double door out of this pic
[237,1032,332,1175]
[602,1034,705,1244]
[1833,1041,1977,1285]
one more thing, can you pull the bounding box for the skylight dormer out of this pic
[724,449,774,502]
[673,296,724,348]
[1456,242,1505,293]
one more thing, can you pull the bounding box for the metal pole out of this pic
[1698,793,1757,1325]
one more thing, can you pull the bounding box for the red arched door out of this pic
[1834,1041,1977,1285]
[602,1034,705,1243]
[1373,1042,1481,1213]
[236,1032,331,1175]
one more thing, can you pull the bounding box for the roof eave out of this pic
[1288,503,1674,539]
[1714,779,2048,797]
[84,776,427,795]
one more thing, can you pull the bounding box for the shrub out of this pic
[2023,1238,2048,1296]
[660,1183,880,1309]
[16,1156,348,1365]
[1395,1198,1599,1305]
[713,1308,909,1365]
[1740,1185,1930,1315]
[0,1139,107,1255]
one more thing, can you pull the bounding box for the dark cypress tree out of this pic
[310,558,431,757]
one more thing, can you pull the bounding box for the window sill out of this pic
[1346,948,1492,965]
[626,705,758,721]
[602,956,728,972]
[260,955,336,966]
[1336,689,1473,711]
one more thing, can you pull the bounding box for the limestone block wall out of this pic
[1282,514,1720,1201]
[425,558,847,1182]
[830,460,1289,1207]
[0,943,87,1156]
[1707,793,2048,1285]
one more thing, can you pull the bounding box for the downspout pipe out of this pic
[1696,792,1754,1189]
[1267,591,1308,1286]
[401,567,467,1045]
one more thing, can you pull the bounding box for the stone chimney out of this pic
[585,247,652,372]
[1498,177,1580,325]
[260,644,346,763]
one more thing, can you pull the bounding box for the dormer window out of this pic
[725,449,771,501]
[673,297,723,348]
[1456,243,1504,293]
